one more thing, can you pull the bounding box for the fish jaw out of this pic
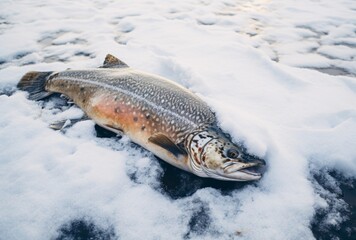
[199,157,265,181]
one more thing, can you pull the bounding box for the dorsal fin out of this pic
[149,133,186,158]
[102,54,129,68]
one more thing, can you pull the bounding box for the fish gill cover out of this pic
[0,0,355,239]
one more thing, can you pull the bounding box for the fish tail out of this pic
[17,71,54,100]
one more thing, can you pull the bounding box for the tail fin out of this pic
[17,71,53,100]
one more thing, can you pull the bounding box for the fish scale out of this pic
[50,68,216,141]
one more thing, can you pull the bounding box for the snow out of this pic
[0,0,356,239]
[279,53,332,68]
[317,45,356,61]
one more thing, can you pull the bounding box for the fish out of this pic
[17,54,265,181]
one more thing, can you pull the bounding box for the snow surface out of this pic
[0,0,356,239]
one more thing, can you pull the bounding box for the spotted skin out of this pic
[18,55,266,181]
[46,68,217,171]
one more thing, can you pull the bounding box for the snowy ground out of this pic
[1,0,356,239]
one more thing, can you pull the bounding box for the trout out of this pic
[17,54,265,181]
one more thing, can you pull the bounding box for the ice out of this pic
[0,0,356,239]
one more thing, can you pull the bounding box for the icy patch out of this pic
[311,168,356,239]
[55,218,117,240]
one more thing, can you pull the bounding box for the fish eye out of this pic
[227,149,239,159]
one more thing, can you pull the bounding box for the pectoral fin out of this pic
[148,133,186,158]
[49,116,89,131]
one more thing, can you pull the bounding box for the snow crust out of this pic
[0,0,355,239]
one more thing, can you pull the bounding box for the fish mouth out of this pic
[217,159,266,181]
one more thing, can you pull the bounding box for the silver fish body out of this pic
[18,54,265,181]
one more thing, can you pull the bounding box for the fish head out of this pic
[187,128,266,181]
